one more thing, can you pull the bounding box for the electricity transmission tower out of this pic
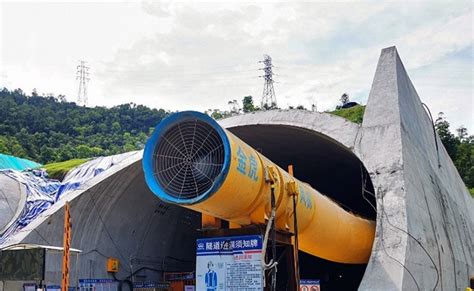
[259,55,277,110]
[76,61,90,106]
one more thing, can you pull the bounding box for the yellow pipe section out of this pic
[143,111,375,264]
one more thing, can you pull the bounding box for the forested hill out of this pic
[0,88,169,164]
[0,88,472,195]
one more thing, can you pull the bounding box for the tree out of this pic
[90,146,104,157]
[435,112,457,158]
[228,99,240,115]
[112,122,121,132]
[39,145,57,163]
[454,141,473,188]
[124,143,136,152]
[0,136,9,154]
[340,93,349,106]
[10,143,27,158]
[76,145,93,158]
[242,96,257,113]
[262,102,277,110]
[205,109,231,120]
[58,144,75,161]
[435,112,474,194]
[456,126,468,141]
[57,95,66,102]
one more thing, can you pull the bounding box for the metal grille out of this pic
[153,119,225,200]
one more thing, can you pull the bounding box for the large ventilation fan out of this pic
[153,119,225,200]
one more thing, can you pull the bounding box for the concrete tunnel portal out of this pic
[222,121,377,289]
[0,115,378,290]
[2,47,472,291]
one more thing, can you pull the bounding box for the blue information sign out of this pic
[300,279,320,291]
[196,235,263,290]
[79,279,118,291]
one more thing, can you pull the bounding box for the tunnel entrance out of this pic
[228,124,376,290]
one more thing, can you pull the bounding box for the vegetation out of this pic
[0,88,471,196]
[205,94,472,197]
[435,113,473,196]
[242,96,259,113]
[206,96,261,119]
[0,88,169,164]
[329,105,365,124]
[328,106,473,196]
[42,158,89,180]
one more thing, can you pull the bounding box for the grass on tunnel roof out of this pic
[41,158,89,180]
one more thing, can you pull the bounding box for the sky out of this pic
[0,0,473,131]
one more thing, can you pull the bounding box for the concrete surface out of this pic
[357,46,473,291]
[1,152,200,289]
[0,173,26,234]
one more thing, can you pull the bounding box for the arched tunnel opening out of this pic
[227,124,376,290]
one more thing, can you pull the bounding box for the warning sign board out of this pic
[79,279,118,291]
[300,279,320,291]
[196,235,263,290]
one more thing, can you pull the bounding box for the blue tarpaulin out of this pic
[0,153,42,171]
[0,151,140,245]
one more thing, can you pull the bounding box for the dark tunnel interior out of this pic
[228,124,377,290]
[228,124,376,219]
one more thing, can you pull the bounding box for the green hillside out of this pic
[0,88,169,164]
[0,88,471,195]
[329,105,365,124]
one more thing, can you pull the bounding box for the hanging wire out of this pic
[359,165,439,291]
[87,187,132,273]
[421,102,441,169]
[358,167,420,291]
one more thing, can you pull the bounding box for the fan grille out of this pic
[153,119,225,200]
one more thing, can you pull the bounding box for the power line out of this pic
[107,68,260,83]
[116,75,258,83]
[259,55,277,110]
[76,60,90,106]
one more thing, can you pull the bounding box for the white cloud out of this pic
[0,0,472,131]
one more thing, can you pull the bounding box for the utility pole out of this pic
[76,60,90,106]
[259,55,277,110]
[61,201,71,291]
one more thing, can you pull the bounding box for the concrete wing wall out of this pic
[358,47,473,291]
